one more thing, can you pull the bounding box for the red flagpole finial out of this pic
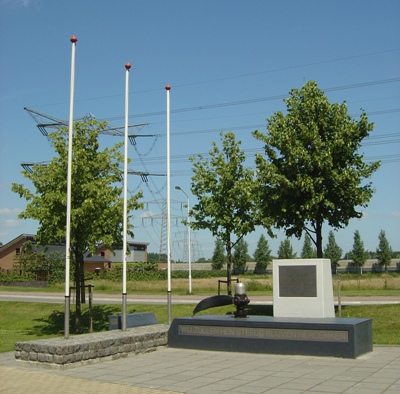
[165,84,171,91]
[125,62,131,70]
[70,35,78,43]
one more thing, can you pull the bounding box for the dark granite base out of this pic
[108,312,157,330]
[168,315,372,359]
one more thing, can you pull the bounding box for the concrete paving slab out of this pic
[1,345,399,393]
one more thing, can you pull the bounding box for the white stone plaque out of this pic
[273,259,335,318]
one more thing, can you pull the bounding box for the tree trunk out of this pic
[81,273,86,304]
[74,252,83,333]
[226,234,232,295]
[316,220,323,258]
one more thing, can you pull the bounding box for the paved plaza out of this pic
[1,345,399,393]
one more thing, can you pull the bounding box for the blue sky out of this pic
[1,0,399,261]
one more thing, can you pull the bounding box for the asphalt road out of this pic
[0,290,399,306]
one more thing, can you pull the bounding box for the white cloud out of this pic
[1,0,36,7]
[3,219,21,228]
[391,211,400,218]
[0,208,22,216]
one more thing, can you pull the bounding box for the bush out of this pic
[0,269,31,283]
[97,267,227,282]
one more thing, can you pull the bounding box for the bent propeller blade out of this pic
[192,295,233,316]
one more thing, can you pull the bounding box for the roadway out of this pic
[0,290,399,306]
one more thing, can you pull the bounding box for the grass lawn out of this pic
[2,272,400,296]
[0,301,399,353]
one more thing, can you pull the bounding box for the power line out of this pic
[100,77,400,122]
[32,48,400,109]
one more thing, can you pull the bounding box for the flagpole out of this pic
[65,35,77,339]
[122,62,131,331]
[165,84,172,324]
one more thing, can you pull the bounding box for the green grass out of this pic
[339,304,400,345]
[0,301,399,353]
[0,300,233,353]
[2,272,400,296]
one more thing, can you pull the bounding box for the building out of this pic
[0,234,149,276]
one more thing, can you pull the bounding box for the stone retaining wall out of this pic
[15,324,169,369]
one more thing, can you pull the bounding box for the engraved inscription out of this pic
[279,265,317,297]
[178,325,348,342]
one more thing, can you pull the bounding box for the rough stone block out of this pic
[15,324,169,368]
[44,354,54,363]
[29,353,38,361]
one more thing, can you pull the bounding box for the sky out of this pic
[0,0,399,261]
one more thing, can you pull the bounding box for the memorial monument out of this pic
[169,259,373,358]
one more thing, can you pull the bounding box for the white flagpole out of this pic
[122,62,131,331]
[65,35,77,339]
[165,84,172,324]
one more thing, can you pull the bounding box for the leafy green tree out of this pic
[211,238,225,270]
[253,81,380,258]
[233,238,249,273]
[324,230,343,272]
[376,230,392,272]
[13,241,66,283]
[189,132,262,294]
[301,234,317,258]
[147,253,158,263]
[277,238,296,259]
[12,118,143,332]
[148,252,167,263]
[350,230,368,274]
[253,234,272,273]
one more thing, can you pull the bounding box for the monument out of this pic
[273,259,335,318]
[168,260,373,358]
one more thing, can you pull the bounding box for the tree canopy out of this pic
[12,117,143,331]
[253,81,380,257]
[324,230,343,271]
[376,230,392,271]
[253,234,272,273]
[350,230,368,273]
[189,132,261,294]
[233,238,249,273]
[277,238,296,259]
[301,234,317,258]
[211,238,225,270]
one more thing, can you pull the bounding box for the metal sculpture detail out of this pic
[192,282,250,318]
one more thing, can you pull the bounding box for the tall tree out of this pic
[253,81,380,257]
[189,132,263,294]
[12,118,143,332]
[301,234,317,258]
[233,238,249,273]
[350,230,368,274]
[376,230,392,272]
[277,238,296,259]
[324,230,343,272]
[253,234,272,273]
[211,238,225,270]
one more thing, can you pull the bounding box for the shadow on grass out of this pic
[27,305,144,336]
[25,304,273,338]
